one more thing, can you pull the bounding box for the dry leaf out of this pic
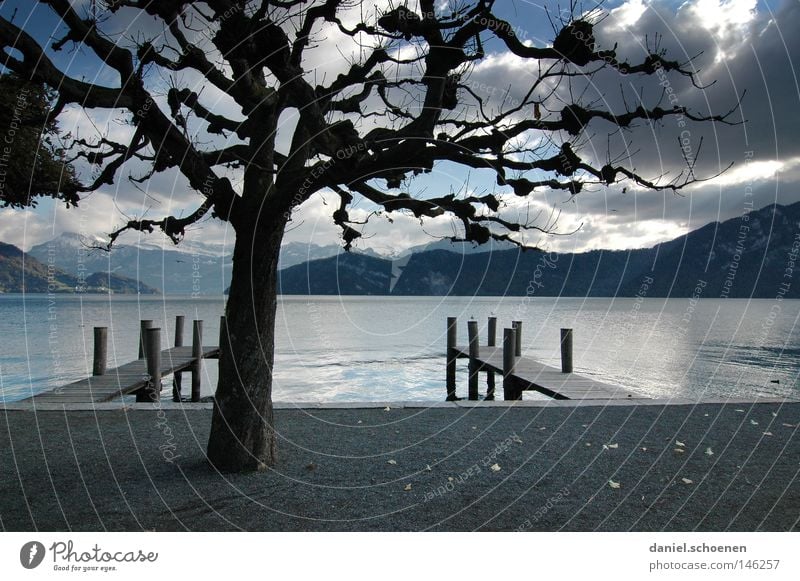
[448,476,454,482]
[675,440,686,447]
[735,409,745,413]
[490,463,501,472]
[357,420,362,424]
[782,423,796,428]
[772,412,778,417]
[674,448,685,454]
[471,426,477,430]
[511,435,523,444]
[539,427,547,431]
[704,413,709,417]
[384,406,391,411]
[425,464,432,471]
[608,480,621,489]
[641,447,648,452]
[387,459,397,465]
[705,447,714,456]
[681,478,693,485]
[750,419,759,426]
[403,484,412,491]
[586,442,592,447]
[763,432,773,437]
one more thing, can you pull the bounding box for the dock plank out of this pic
[453,345,645,401]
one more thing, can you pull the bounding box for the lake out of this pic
[0,294,798,402]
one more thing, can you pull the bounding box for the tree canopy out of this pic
[0,73,79,208]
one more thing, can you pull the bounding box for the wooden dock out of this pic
[446,317,647,402]
[26,346,220,404]
[22,316,223,405]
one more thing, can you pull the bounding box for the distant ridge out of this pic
[0,242,159,294]
[278,201,800,298]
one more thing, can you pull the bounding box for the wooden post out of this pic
[487,317,497,347]
[191,319,203,402]
[560,328,573,373]
[172,315,185,402]
[486,316,497,400]
[138,319,153,359]
[92,327,107,376]
[503,328,518,400]
[512,320,522,357]
[445,317,457,401]
[467,320,480,401]
[137,327,161,402]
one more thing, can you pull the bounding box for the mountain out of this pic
[0,242,158,294]
[278,202,800,298]
[29,233,231,295]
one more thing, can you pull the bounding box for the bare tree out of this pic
[0,0,738,472]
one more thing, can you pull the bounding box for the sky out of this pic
[0,0,797,256]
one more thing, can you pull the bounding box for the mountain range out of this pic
[4,201,799,297]
[277,202,800,298]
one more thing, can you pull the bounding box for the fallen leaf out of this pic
[705,447,714,456]
[763,432,773,437]
[772,412,778,417]
[511,435,523,444]
[750,419,759,426]
[641,447,648,452]
[735,409,745,413]
[490,463,501,472]
[704,413,709,417]
[471,426,477,430]
[681,478,693,485]
[403,484,412,491]
[425,464,432,471]
[608,443,619,449]
[539,426,547,431]
[608,480,621,489]
[387,459,397,465]
[586,442,592,447]
[782,423,796,428]
[674,448,685,454]
[448,476,454,482]
[384,406,391,411]
[357,420,362,424]
[675,440,686,447]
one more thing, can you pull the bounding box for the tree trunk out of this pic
[206,218,286,472]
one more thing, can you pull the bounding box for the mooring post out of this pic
[560,328,573,373]
[138,319,153,359]
[467,320,480,401]
[172,315,185,402]
[512,320,522,357]
[486,317,497,400]
[137,327,161,402]
[191,319,203,402]
[445,316,457,401]
[219,316,227,360]
[92,327,107,376]
[503,328,518,400]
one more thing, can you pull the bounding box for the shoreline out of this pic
[2,401,798,531]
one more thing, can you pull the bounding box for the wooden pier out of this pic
[446,317,647,402]
[23,316,223,405]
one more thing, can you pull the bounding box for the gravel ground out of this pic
[1,402,798,531]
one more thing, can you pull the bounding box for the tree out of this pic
[0,73,80,208]
[0,1,738,472]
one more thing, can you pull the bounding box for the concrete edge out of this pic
[1,397,797,412]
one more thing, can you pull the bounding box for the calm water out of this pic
[0,294,798,402]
